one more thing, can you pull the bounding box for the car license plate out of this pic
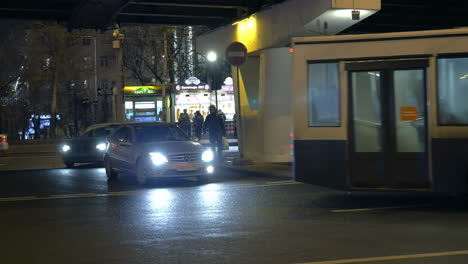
[176,164,198,171]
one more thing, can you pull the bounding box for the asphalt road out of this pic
[1,155,468,264]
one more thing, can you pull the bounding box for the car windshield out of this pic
[135,125,188,143]
[93,126,117,137]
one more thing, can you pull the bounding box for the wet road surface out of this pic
[1,157,468,263]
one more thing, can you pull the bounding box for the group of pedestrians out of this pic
[178,105,226,161]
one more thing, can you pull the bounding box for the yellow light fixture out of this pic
[232,17,249,26]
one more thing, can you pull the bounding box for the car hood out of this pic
[139,141,205,154]
[62,137,107,145]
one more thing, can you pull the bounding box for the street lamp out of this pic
[207,51,220,108]
[207,51,217,62]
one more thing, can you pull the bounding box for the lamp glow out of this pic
[96,143,106,151]
[202,150,214,162]
[149,152,168,166]
[207,165,214,174]
[62,145,71,152]
[334,9,370,18]
[207,51,217,62]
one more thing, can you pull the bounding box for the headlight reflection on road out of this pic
[147,189,174,210]
[199,184,222,209]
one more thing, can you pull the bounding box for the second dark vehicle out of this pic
[60,123,122,168]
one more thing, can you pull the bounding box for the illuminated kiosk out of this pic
[123,86,168,122]
[173,77,211,122]
[217,77,236,121]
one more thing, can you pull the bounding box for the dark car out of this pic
[104,122,214,185]
[60,123,123,168]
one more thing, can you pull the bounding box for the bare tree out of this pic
[122,25,207,86]
[22,22,91,138]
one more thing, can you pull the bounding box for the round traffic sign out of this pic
[225,42,248,66]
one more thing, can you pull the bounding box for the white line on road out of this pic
[331,204,430,213]
[297,250,468,264]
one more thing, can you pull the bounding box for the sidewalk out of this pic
[222,160,292,179]
[6,144,58,155]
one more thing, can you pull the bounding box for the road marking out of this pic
[0,196,37,202]
[0,155,58,159]
[0,181,305,203]
[244,182,302,188]
[297,250,468,264]
[266,180,295,184]
[107,191,143,196]
[49,193,97,199]
[331,204,430,213]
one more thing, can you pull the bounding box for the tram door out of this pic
[348,60,430,188]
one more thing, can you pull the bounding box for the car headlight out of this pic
[62,144,71,152]
[96,143,106,151]
[202,150,214,162]
[149,152,168,166]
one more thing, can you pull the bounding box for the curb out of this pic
[221,164,292,179]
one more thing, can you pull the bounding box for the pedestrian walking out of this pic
[178,109,191,137]
[233,113,237,138]
[203,105,226,162]
[218,109,226,122]
[193,111,204,140]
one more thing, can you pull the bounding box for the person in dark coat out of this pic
[193,111,204,140]
[203,105,225,162]
[178,109,191,137]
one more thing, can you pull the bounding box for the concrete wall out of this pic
[234,48,292,162]
[260,48,293,162]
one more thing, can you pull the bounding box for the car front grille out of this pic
[71,142,93,153]
[167,153,202,163]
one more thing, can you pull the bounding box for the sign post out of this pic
[225,42,248,159]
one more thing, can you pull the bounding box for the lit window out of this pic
[438,57,468,125]
[308,62,340,127]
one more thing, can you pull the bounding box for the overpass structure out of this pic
[0,0,286,30]
[1,0,467,32]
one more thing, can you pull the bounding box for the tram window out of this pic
[308,62,340,127]
[438,57,468,125]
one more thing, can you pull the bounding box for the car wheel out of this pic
[64,161,74,168]
[136,158,149,186]
[105,158,118,180]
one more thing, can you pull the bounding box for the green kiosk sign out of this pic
[124,86,160,95]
